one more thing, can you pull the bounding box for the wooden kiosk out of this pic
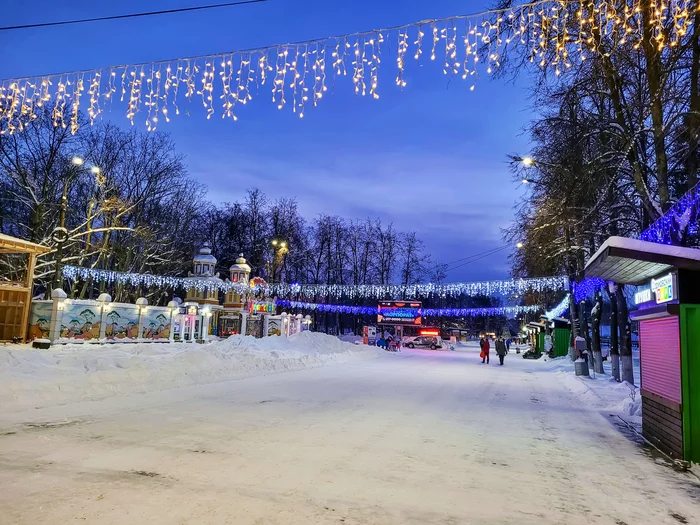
[0,233,50,342]
[585,236,700,464]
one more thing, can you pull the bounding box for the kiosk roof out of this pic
[584,236,700,285]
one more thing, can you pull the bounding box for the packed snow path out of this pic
[1,346,699,524]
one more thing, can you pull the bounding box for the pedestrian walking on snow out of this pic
[496,337,508,365]
[480,337,490,364]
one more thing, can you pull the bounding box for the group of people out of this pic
[377,335,401,352]
[479,336,511,366]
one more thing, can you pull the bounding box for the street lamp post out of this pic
[51,156,101,292]
[270,240,288,284]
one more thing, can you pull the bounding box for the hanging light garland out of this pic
[61,264,567,298]
[61,265,258,294]
[640,183,700,245]
[269,276,568,299]
[1,0,693,133]
[276,299,542,318]
[544,293,569,320]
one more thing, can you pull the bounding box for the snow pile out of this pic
[338,334,363,345]
[0,332,383,410]
[544,356,642,418]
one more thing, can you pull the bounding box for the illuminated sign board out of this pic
[634,288,651,305]
[419,328,440,336]
[636,273,676,305]
[248,300,276,314]
[377,301,422,325]
[651,273,675,304]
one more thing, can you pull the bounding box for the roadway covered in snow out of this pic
[1,342,699,524]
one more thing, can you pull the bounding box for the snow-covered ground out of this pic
[0,332,383,411]
[542,354,643,418]
[1,339,698,524]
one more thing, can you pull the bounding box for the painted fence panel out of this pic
[141,308,171,340]
[27,301,52,340]
[60,302,101,340]
[105,305,140,341]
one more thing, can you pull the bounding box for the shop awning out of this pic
[584,236,700,285]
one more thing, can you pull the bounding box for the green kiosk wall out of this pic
[554,328,570,357]
[680,305,700,464]
[537,332,545,353]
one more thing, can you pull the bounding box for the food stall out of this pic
[584,236,700,464]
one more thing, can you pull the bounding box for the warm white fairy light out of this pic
[395,29,409,88]
[0,0,694,134]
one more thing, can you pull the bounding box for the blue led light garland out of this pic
[276,299,542,318]
[641,184,700,245]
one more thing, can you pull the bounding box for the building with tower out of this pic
[224,254,251,308]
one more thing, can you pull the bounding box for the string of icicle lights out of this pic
[2,0,695,133]
[62,265,568,298]
[276,299,542,318]
[543,293,570,320]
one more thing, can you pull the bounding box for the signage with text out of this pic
[635,273,676,305]
[651,273,675,304]
[377,301,422,325]
[634,288,652,305]
[248,300,276,314]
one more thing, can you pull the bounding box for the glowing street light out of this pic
[516,242,524,249]
[521,156,534,167]
[71,156,84,166]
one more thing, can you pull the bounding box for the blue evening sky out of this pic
[1,0,534,281]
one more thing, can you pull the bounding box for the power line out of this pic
[446,246,510,273]
[0,0,267,32]
[444,245,509,268]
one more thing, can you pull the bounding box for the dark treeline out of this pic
[0,111,448,303]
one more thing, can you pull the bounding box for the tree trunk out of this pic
[568,292,578,360]
[641,0,670,209]
[617,285,635,385]
[591,291,604,374]
[577,300,590,374]
[608,285,620,382]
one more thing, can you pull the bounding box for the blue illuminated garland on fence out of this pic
[641,183,700,245]
[277,299,542,318]
[62,265,568,299]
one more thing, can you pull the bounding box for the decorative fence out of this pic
[28,289,312,345]
[29,290,176,344]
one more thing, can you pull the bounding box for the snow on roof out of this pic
[0,233,51,254]
[230,254,251,271]
[585,236,700,284]
[586,236,700,270]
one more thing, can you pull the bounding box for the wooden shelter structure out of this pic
[585,236,700,464]
[0,233,50,342]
